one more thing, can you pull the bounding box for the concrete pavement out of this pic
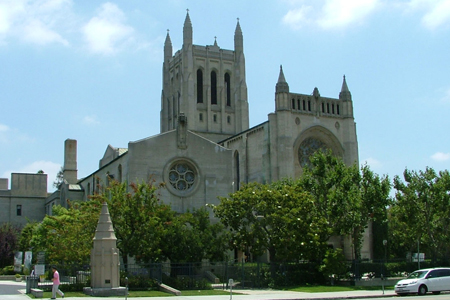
[0,280,397,300]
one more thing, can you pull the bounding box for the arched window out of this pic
[211,71,217,105]
[225,73,231,106]
[197,69,203,103]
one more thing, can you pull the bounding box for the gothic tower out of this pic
[160,11,249,142]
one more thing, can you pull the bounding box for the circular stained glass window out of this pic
[298,137,328,167]
[168,162,196,192]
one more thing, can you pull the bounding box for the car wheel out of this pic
[432,291,441,295]
[418,285,427,295]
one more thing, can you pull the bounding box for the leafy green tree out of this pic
[391,167,450,261]
[319,248,348,285]
[53,166,64,189]
[212,180,328,263]
[93,180,228,267]
[299,150,391,259]
[162,207,229,263]
[18,222,38,252]
[91,180,172,265]
[30,200,102,265]
[0,223,20,268]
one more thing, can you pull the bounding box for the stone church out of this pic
[0,12,366,259]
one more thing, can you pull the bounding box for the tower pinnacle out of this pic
[339,75,352,101]
[276,65,289,94]
[183,9,193,46]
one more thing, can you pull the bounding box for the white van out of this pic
[395,267,450,295]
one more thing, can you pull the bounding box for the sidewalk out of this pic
[1,280,397,300]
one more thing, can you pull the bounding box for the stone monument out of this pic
[83,202,126,296]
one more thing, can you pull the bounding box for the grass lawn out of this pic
[31,289,236,298]
[288,285,394,293]
[29,285,393,298]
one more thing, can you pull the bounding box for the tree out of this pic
[53,166,64,189]
[30,200,102,266]
[18,222,38,252]
[162,207,229,263]
[319,248,348,285]
[391,167,450,261]
[212,180,328,263]
[299,150,391,259]
[91,180,171,265]
[0,223,20,268]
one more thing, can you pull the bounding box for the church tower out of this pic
[160,11,249,142]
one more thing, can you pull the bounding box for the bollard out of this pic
[228,278,233,300]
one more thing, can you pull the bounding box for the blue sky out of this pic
[1,0,449,192]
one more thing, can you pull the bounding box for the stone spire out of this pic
[275,65,289,94]
[339,75,352,101]
[183,9,193,47]
[234,18,243,52]
[164,29,172,61]
[88,202,122,295]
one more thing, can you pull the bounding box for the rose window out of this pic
[298,137,328,167]
[168,162,196,191]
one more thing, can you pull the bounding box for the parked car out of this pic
[395,267,450,295]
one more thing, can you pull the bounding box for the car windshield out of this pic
[407,271,428,279]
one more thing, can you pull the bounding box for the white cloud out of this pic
[405,0,450,29]
[282,5,314,30]
[0,0,71,46]
[318,0,379,29]
[0,124,9,132]
[82,2,135,55]
[431,152,450,161]
[82,115,100,125]
[363,157,382,169]
[282,0,380,30]
[23,18,68,45]
[2,160,61,191]
[441,87,450,103]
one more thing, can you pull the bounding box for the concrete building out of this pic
[0,12,366,259]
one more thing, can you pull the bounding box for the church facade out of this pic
[0,12,366,259]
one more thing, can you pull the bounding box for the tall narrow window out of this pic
[225,73,231,106]
[297,99,301,110]
[234,151,240,191]
[197,69,203,103]
[16,205,22,216]
[332,104,335,114]
[291,99,295,109]
[337,104,340,115]
[303,100,306,110]
[118,164,122,183]
[211,71,217,105]
[308,100,311,111]
[322,103,325,113]
[327,103,330,113]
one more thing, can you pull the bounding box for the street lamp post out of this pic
[382,240,387,295]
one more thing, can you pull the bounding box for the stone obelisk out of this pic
[84,202,126,296]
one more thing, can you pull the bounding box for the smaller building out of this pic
[0,173,47,227]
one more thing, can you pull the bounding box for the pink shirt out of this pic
[53,270,60,285]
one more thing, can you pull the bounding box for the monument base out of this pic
[83,286,127,297]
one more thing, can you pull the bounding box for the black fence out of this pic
[32,259,450,292]
[33,264,91,292]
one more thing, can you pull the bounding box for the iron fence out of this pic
[34,258,450,291]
